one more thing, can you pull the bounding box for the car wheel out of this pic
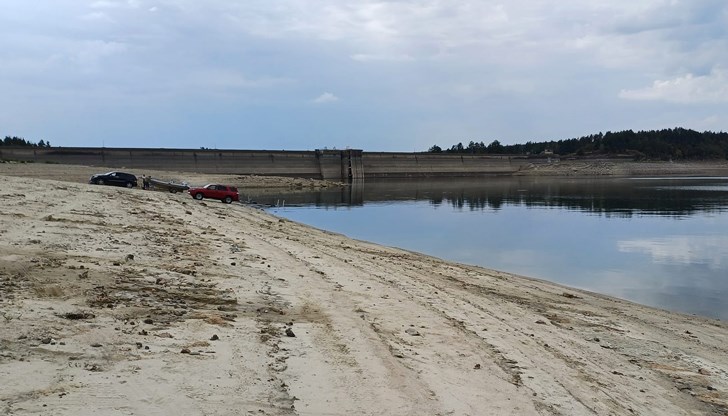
[98,179,105,185]
[170,189,177,193]
[194,193,203,200]
[223,196,232,204]
[126,182,133,188]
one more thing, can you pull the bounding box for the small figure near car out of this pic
[188,184,239,204]
[89,171,138,188]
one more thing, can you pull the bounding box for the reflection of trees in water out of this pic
[440,194,504,211]
[429,182,728,217]
[254,178,728,217]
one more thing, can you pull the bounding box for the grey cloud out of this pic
[605,0,726,35]
[1,0,727,149]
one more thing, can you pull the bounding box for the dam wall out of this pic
[0,147,534,180]
[0,147,327,177]
[362,152,526,178]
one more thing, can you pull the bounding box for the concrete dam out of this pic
[0,147,537,181]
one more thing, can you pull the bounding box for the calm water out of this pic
[250,177,728,320]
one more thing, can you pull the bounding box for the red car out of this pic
[188,184,239,204]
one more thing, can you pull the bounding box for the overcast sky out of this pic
[2,1,727,151]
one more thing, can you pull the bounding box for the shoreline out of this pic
[515,159,728,177]
[4,158,728,182]
[2,165,728,415]
[514,159,728,177]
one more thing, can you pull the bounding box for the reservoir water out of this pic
[251,177,728,320]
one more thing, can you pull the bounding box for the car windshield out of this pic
[104,172,115,175]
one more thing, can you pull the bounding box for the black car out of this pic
[89,171,138,188]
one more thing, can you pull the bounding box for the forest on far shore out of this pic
[1,136,51,148]
[427,128,728,160]
[5,128,728,160]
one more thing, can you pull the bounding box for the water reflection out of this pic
[618,235,728,268]
[247,177,728,217]
[259,177,728,320]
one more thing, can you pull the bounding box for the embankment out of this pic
[4,146,728,180]
[0,146,536,180]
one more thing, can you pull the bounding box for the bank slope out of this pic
[1,173,727,415]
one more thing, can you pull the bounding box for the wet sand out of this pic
[1,163,727,415]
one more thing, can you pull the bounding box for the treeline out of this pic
[1,136,52,147]
[428,128,728,160]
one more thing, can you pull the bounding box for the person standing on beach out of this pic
[142,175,150,190]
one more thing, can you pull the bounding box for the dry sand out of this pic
[1,163,728,415]
[0,163,343,191]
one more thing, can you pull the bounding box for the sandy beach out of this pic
[1,163,728,415]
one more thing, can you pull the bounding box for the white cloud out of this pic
[90,0,140,9]
[619,68,728,103]
[179,69,292,93]
[74,40,127,71]
[79,11,113,22]
[350,53,413,62]
[89,0,122,9]
[312,92,339,104]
